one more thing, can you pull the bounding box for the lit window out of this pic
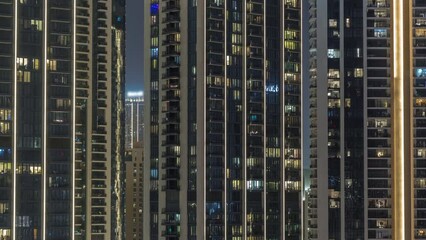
[328,69,340,78]
[374,29,387,38]
[247,180,263,191]
[345,18,351,28]
[47,60,57,71]
[354,68,364,77]
[415,29,426,37]
[16,57,28,68]
[329,19,337,28]
[329,199,340,208]
[416,68,426,78]
[150,48,158,58]
[0,110,11,121]
[327,49,340,58]
[284,181,301,191]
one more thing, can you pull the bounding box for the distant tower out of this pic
[124,142,144,240]
[125,91,144,150]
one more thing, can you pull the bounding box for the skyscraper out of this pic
[144,0,303,239]
[308,0,425,239]
[125,91,144,150]
[0,0,125,239]
[124,142,144,240]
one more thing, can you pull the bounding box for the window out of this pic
[247,180,263,191]
[328,49,340,58]
[232,23,241,33]
[345,18,351,28]
[354,68,364,77]
[0,109,11,121]
[329,19,337,28]
[0,122,10,134]
[328,69,340,78]
[374,9,388,17]
[0,162,11,174]
[150,48,158,58]
[231,34,241,44]
[17,71,31,82]
[285,181,301,191]
[16,57,28,68]
[374,29,387,38]
[417,69,426,78]
[47,60,57,71]
[416,29,426,37]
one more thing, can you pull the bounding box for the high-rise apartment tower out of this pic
[308,0,426,239]
[144,0,303,239]
[0,0,125,239]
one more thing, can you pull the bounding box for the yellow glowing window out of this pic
[33,59,39,70]
[328,99,340,108]
[284,41,299,51]
[231,34,241,44]
[0,162,11,174]
[0,122,10,134]
[415,29,426,37]
[32,20,42,31]
[285,0,298,8]
[47,60,57,71]
[416,98,426,107]
[232,23,241,33]
[284,30,298,40]
[151,37,158,46]
[285,159,301,169]
[232,90,240,100]
[417,179,426,188]
[354,68,363,77]
[232,180,241,190]
[151,59,157,69]
[231,45,242,55]
[328,69,340,78]
[329,19,337,28]
[284,181,301,191]
[0,229,10,238]
[0,109,11,121]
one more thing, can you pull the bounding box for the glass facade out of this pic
[309,0,426,239]
[366,0,391,238]
[0,0,124,239]
[144,0,302,239]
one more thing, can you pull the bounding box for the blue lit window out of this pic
[374,29,387,38]
[250,114,258,122]
[0,148,11,160]
[265,84,279,93]
[327,49,340,58]
[206,202,221,218]
[151,3,159,14]
[150,168,158,179]
[417,68,426,78]
[151,48,158,58]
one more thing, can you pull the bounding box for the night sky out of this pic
[125,0,144,92]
